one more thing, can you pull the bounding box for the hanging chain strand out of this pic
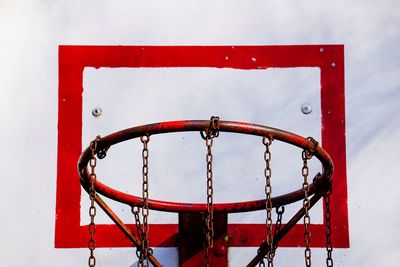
[205,134,213,266]
[261,136,274,267]
[258,206,284,267]
[324,189,333,267]
[88,136,100,267]
[302,137,318,267]
[132,206,144,261]
[139,135,151,267]
[203,116,219,266]
[273,206,285,254]
[302,150,312,267]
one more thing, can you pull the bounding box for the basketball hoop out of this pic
[78,118,334,267]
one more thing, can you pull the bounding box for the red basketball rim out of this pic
[78,120,333,213]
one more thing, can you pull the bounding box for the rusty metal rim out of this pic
[78,120,333,213]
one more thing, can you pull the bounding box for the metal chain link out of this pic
[131,207,142,259]
[137,135,151,267]
[302,137,317,267]
[274,206,285,238]
[302,150,312,267]
[262,136,274,267]
[88,136,100,267]
[203,116,219,266]
[273,205,285,255]
[133,206,142,237]
[324,190,333,267]
[205,134,214,266]
[258,206,285,266]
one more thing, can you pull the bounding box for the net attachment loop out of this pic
[96,146,109,159]
[303,137,318,160]
[200,116,220,140]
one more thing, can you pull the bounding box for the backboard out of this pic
[55,45,349,264]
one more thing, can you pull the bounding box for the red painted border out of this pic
[55,45,349,248]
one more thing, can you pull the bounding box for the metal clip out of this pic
[303,137,318,159]
[96,146,109,159]
[200,116,220,140]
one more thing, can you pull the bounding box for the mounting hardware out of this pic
[92,107,102,118]
[301,103,312,114]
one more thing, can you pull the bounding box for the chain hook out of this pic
[304,137,318,160]
[200,116,220,140]
[97,146,109,159]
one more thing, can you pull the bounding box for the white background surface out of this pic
[82,67,323,226]
[1,1,400,266]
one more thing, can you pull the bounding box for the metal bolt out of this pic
[213,241,228,257]
[92,107,102,117]
[320,48,324,53]
[224,235,230,242]
[301,103,312,114]
[331,62,336,67]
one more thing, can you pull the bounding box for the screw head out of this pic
[92,107,102,117]
[301,103,312,114]
[331,62,336,67]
